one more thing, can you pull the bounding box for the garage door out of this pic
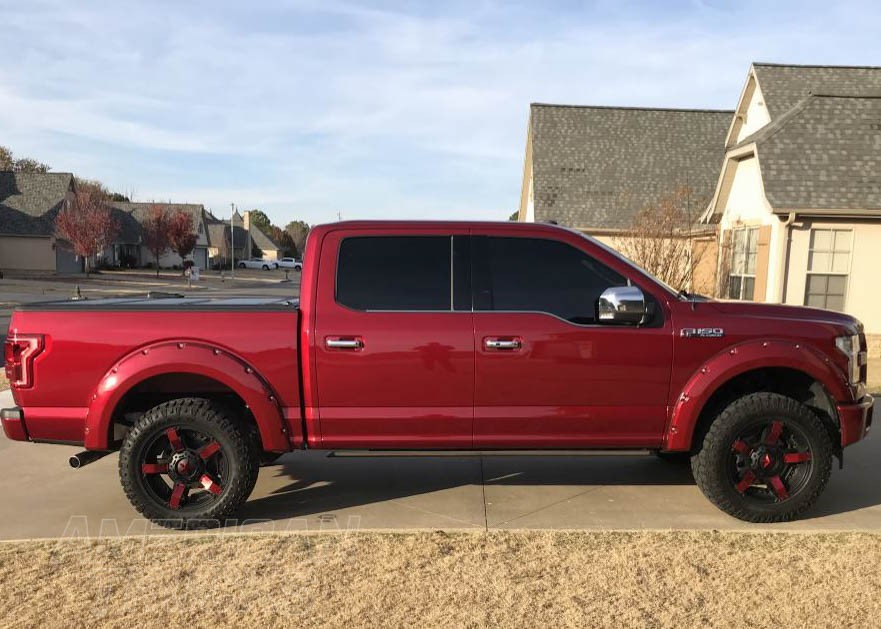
[55,242,83,274]
[193,248,208,270]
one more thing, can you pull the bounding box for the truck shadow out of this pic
[237,453,693,524]
[237,434,881,525]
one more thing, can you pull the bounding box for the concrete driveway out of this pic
[1,388,879,540]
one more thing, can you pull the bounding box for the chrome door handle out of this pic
[326,337,363,350]
[485,338,521,350]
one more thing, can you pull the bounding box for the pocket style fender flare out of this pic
[665,339,850,451]
[84,340,293,451]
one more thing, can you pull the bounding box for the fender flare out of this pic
[84,340,291,451]
[665,339,850,451]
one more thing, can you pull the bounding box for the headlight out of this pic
[835,334,862,384]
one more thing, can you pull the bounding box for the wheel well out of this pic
[110,373,258,447]
[689,367,840,453]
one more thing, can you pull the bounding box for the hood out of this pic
[704,300,861,332]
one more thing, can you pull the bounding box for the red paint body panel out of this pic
[2,220,873,455]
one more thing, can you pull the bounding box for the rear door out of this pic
[472,232,673,448]
[314,228,474,448]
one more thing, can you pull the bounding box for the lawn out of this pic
[1,530,880,628]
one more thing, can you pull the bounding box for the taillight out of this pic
[4,334,44,389]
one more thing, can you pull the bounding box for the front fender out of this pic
[665,339,850,451]
[84,340,293,451]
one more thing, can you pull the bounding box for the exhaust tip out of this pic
[69,454,83,469]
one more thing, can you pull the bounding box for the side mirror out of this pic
[597,286,647,325]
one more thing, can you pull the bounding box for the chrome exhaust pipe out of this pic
[69,450,110,469]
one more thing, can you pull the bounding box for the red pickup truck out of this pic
[2,221,874,527]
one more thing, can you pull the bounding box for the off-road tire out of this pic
[691,392,833,523]
[119,397,259,529]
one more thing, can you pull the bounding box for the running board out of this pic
[327,449,653,458]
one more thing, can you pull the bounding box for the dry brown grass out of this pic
[868,358,880,396]
[1,530,880,628]
[0,370,8,391]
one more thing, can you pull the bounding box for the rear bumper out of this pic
[838,395,874,447]
[1,406,29,441]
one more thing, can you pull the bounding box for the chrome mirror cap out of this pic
[597,286,647,325]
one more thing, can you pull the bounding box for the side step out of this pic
[327,449,653,458]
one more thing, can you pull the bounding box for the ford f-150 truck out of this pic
[2,221,874,528]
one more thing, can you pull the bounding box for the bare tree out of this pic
[614,186,709,293]
[55,179,119,275]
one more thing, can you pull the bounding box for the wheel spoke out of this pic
[199,474,223,495]
[169,483,187,509]
[768,475,789,500]
[141,462,169,474]
[735,470,756,493]
[166,428,184,453]
[783,451,812,464]
[731,440,749,454]
[198,440,221,460]
[764,421,783,445]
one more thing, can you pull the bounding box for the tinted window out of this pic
[475,236,626,324]
[337,236,451,310]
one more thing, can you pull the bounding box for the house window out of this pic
[727,227,758,300]
[805,228,851,311]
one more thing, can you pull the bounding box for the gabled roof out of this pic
[528,103,732,229]
[111,202,208,246]
[249,224,281,253]
[753,63,881,119]
[737,93,881,212]
[0,171,73,236]
[205,212,247,251]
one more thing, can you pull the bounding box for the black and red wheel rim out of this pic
[727,419,814,504]
[138,426,228,511]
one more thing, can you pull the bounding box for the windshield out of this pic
[577,231,681,298]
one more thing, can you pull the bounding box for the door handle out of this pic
[326,337,363,350]
[484,337,521,350]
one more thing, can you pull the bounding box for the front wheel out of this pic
[691,392,833,523]
[262,264,269,270]
[238,262,246,269]
[119,398,258,529]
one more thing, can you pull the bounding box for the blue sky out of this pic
[1,0,879,226]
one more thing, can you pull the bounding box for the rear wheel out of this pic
[238,262,246,269]
[262,264,269,270]
[691,392,832,522]
[119,398,259,529]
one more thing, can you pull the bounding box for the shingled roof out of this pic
[205,212,247,252]
[110,202,207,245]
[737,94,881,211]
[0,171,73,236]
[528,104,732,229]
[249,224,281,254]
[753,63,881,119]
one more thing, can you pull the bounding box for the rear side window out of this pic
[337,236,451,310]
[474,236,626,324]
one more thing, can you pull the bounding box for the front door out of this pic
[314,229,474,448]
[472,232,673,448]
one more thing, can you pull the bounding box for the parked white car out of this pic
[276,257,303,272]
[237,258,277,270]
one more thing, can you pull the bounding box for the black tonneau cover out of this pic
[16,294,299,312]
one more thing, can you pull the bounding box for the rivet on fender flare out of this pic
[213,349,221,355]
[795,344,800,349]
[111,367,118,373]
[269,395,275,402]
[729,349,736,355]
[177,343,185,349]
[700,367,707,374]
[245,367,253,374]
[762,342,769,347]
[142,349,149,355]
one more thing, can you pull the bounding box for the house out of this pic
[517,104,732,293]
[108,202,211,270]
[244,211,282,260]
[0,171,82,273]
[702,63,881,353]
[205,210,251,268]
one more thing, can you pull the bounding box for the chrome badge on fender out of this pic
[680,328,724,338]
